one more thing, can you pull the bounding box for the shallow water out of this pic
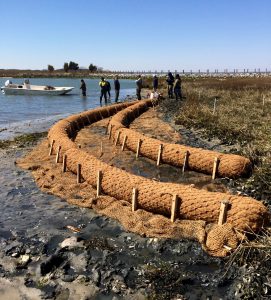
[0,78,136,140]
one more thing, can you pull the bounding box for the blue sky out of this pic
[1,0,270,71]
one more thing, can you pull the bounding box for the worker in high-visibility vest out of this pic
[99,77,108,103]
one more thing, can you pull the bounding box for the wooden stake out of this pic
[115,131,120,145]
[121,135,127,151]
[212,157,219,180]
[100,141,103,154]
[171,194,179,222]
[62,154,67,172]
[157,144,163,166]
[77,163,81,184]
[97,170,102,197]
[105,119,111,134]
[136,139,142,159]
[218,200,229,225]
[55,146,61,163]
[108,124,112,140]
[132,188,138,212]
[182,151,189,173]
[49,140,55,156]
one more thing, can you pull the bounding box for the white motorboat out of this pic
[1,80,74,95]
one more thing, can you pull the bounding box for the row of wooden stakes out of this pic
[106,123,221,180]
[105,124,229,226]
[49,138,229,226]
[49,139,181,222]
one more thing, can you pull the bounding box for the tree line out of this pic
[47,61,98,72]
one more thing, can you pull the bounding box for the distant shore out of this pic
[0,69,121,79]
[1,69,271,79]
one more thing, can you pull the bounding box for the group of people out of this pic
[79,71,182,103]
[80,76,120,103]
[140,72,182,101]
[149,72,182,100]
[166,72,182,100]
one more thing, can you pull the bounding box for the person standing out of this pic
[166,72,174,98]
[106,80,111,100]
[80,79,86,96]
[135,75,143,100]
[173,74,182,101]
[114,75,120,102]
[153,75,158,92]
[99,77,108,103]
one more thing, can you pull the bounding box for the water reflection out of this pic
[80,95,88,111]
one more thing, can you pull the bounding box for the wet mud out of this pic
[0,145,230,300]
[76,109,229,194]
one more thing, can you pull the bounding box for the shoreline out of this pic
[0,93,138,141]
[0,114,68,141]
[0,111,234,299]
[0,129,229,300]
[0,101,270,298]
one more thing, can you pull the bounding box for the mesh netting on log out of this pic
[48,101,135,153]
[109,99,252,178]
[47,101,270,256]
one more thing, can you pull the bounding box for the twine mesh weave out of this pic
[109,100,252,178]
[39,100,270,256]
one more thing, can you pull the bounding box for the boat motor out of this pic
[24,79,30,89]
[5,80,12,87]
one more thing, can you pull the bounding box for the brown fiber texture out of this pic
[44,100,269,256]
[18,138,207,246]
[109,100,252,178]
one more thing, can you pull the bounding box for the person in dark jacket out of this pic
[173,74,182,101]
[166,72,174,98]
[153,75,158,92]
[114,75,120,102]
[136,75,143,100]
[99,77,108,103]
[80,79,86,96]
[105,80,111,99]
